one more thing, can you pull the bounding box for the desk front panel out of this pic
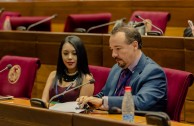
[0,98,193,126]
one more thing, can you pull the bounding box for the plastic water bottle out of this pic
[122,86,135,123]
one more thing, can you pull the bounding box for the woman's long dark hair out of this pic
[55,35,90,86]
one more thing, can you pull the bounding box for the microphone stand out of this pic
[48,79,95,108]
[135,15,164,35]
[86,18,126,33]
[26,14,58,31]
[0,64,12,73]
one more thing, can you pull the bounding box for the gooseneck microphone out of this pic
[16,14,58,31]
[0,64,12,73]
[135,15,164,35]
[74,18,126,33]
[48,78,95,108]
[87,18,126,33]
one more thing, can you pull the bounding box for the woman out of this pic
[42,35,94,103]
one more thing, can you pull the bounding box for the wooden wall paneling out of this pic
[185,100,194,123]
[36,33,64,65]
[78,33,103,66]
[184,38,194,74]
[0,2,33,16]
[184,38,194,101]
[0,31,37,58]
[32,64,56,98]
[76,1,133,21]
[102,35,115,68]
[142,36,185,70]
[33,1,79,24]
[143,48,185,70]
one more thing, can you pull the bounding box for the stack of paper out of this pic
[49,101,85,113]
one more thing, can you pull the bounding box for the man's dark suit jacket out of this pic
[96,53,167,111]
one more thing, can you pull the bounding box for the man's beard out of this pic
[115,58,126,68]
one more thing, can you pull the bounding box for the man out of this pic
[77,27,167,112]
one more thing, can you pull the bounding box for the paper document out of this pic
[49,101,85,113]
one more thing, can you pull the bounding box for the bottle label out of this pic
[122,114,134,122]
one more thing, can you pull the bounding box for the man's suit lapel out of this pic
[108,66,122,96]
[129,53,147,86]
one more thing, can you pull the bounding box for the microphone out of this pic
[48,78,95,108]
[111,18,126,31]
[87,18,126,33]
[74,18,126,33]
[128,21,146,35]
[0,64,12,73]
[74,28,86,33]
[31,80,75,109]
[16,14,58,31]
[135,15,164,35]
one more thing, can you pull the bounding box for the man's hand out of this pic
[76,96,103,109]
[143,19,152,33]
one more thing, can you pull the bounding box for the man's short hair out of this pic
[111,27,142,49]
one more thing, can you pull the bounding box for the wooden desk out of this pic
[0,98,193,126]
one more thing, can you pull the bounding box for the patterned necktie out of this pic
[114,69,132,96]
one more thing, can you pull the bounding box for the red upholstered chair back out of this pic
[10,16,51,31]
[89,65,111,95]
[164,68,194,121]
[130,11,170,33]
[64,13,112,33]
[0,11,21,30]
[0,55,41,98]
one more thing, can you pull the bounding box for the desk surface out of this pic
[0,98,193,126]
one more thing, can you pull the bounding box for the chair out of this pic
[0,11,21,30]
[0,55,41,98]
[64,13,112,33]
[129,11,171,34]
[164,68,194,121]
[89,65,111,95]
[9,16,51,31]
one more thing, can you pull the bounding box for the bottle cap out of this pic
[125,86,132,92]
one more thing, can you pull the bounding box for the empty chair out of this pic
[0,55,41,98]
[0,11,21,30]
[164,68,194,121]
[130,11,171,34]
[64,13,112,33]
[10,16,52,31]
[89,65,110,95]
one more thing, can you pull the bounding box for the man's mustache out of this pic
[114,57,122,61]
